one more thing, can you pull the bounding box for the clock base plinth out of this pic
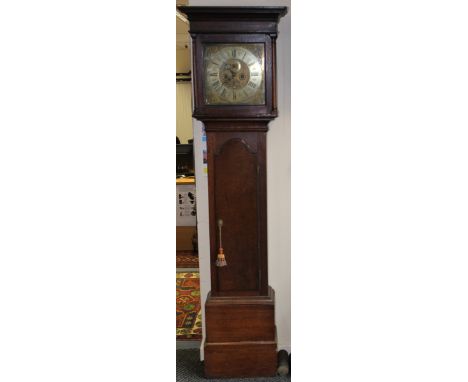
[204,337,277,379]
[204,287,277,378]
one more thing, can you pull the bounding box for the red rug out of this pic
[176,250,199,268]
[176,272,202,340]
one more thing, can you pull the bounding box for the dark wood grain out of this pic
[205,287,275,342]
[206,126,268,297]
[178,6,287,35]
[204,340,277,378]
[214,137,258,293]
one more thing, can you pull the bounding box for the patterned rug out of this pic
[176,272,202,340]
[176,250,199,268]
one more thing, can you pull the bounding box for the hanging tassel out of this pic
[216,247,227,267]
[216,219,227,267]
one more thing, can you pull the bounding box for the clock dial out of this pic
[204,44,265,105]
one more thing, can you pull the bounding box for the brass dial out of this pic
[204,44,265,105]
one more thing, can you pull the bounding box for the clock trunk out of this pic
[206,123,269,297]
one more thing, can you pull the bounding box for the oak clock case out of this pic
[178,6,287,379]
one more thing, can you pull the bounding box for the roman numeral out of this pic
[210,61,220,66]
[232,91,236,100]
[251,72,259,76]
[220,88,227,97]
[232,49,236,57]
[208,72,218,77]
[212,80,221,89]
[247,81,256,89]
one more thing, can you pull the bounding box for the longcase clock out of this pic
[177,6,287,378]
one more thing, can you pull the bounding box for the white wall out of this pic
[192,117,210,358]
[266,0,291,354]
[176,82,193,144]
[190,0,291,357]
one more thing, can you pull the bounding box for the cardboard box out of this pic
[176,226,197,251]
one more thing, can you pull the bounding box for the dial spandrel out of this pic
[203,44,265,105]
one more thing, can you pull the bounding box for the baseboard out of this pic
[176,339,202,350]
